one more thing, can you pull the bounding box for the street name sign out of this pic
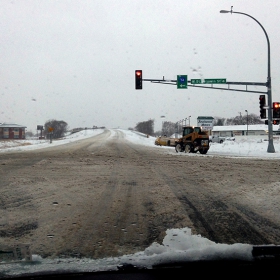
[177,75,188,89]
[191,78,226,84]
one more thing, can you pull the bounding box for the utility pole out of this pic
[245,110,249,135]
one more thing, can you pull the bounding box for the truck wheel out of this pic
[167,140,170,146]
[219,140,223,144]
[199,149,208,154]
[185,144,191,153]
[175,144,182,153]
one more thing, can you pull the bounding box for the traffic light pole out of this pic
[138,76,275,152]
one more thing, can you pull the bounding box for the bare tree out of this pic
[154,121,182,137]
[44,119,69,139]
[214,114,265,126]
[162,121,178,137]
[226,116,243,125]
[135,119,154,135]
[247,113,265,125]
[25,131,34,138]
[213,117,226,126]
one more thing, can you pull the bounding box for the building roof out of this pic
[0,123,27,128]
[212,124,280,131]
[197,116,214,119]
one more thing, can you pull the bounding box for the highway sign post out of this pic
[48,127,53,144]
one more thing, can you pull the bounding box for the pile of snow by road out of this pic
[121,129,280,158]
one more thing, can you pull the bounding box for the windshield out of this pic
[1,0,280,278]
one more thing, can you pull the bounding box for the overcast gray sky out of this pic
[1,0,280,132]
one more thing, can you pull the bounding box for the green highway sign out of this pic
[177,75,188,89]
[191,79,202,84]
[191,78,226,84]
[204,78,226,84]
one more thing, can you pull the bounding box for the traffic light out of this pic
[259,95,266,119]
[273,102,280,118]
[273,120,280,125]
[265,120,268,125]
[135,70,142,90]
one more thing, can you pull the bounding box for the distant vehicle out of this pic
[155,135,178,147]
[209,135,235,143]
[209,135,226,144]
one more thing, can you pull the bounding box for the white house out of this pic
[212,124,280,137]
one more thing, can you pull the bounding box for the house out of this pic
[212,124,280,137]
[0,123,27,139]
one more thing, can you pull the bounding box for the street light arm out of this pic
[220,8,274,153]
[232,11,270,79]
[220,9,270,79]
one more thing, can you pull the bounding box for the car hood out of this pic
[1,227,280,278]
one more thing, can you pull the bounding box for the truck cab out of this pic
[182,126,203,136]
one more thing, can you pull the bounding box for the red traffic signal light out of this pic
[135,70,142,90]
[259,95,266,119]
[273,102,280,118]
[273,102,280,109]
[273,120,280,125]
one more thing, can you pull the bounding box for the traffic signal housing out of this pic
[135,70,142,90]
[273,102,280,119]
[259,95,266,119]
[264,120,279,125]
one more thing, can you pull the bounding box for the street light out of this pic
[176,119,184,137]
[160,115,165,135]
[245,110,248,135]
[238,112,242,125]
[180,119,184,135]
[175,121,179,138]
[220,7,275,153]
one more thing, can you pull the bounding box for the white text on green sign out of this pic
[191,78,226,84]
[177,75,188,89]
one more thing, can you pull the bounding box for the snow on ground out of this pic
[1,128,279,276]
[0,129,105,152]
[1,128,280,158]
[120,129,280,158]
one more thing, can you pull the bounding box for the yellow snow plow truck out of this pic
[175,126,209,154]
